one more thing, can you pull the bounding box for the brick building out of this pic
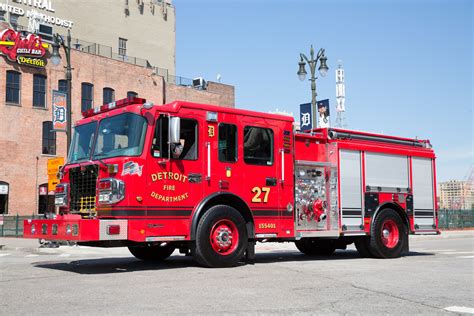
[0,2,234,215]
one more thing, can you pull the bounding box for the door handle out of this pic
[188,173,202,184]
[266,177,277,186]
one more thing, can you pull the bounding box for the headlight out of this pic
[55,183,68,206]
[97,178,125,205]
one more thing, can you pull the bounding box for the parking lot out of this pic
[1,231,473,315]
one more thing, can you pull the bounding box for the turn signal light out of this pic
[98,180,112,190]
[107,225,120,235]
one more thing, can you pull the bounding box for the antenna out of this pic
[216,74,222,83]
[335,60,347,128]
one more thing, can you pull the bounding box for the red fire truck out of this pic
[24,97,438,267]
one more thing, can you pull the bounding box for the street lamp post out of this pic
[51,30,73,155]
[297,45,328,129]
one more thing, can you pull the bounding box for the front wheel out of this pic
[369,209,407,258]
[128,243,175,261]
[194,205,248,268]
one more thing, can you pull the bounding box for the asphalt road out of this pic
[1,232,473,315]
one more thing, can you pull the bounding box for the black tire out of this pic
[128,243,175,261]
[369,209,407,258]
[295,238,336,256]
[354,237,373,258]
[194,205,248,268]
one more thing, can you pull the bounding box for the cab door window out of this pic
[152,116,198,160]
[218,123,237,162]
[244,126,273,166]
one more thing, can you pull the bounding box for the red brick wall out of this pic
[0,50,234,215]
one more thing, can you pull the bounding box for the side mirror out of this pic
[170,117,180,144]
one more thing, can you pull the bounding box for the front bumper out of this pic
[23,215,127,242]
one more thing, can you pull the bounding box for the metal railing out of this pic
[438,209,474,229]
[0,215,40,237]
[68,37,194,86]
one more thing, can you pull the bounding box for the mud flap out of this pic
[244,241,256,264]
[402,229,409,255]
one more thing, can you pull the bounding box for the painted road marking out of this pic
[439,251,474,255]
[444,306,474,314]
[457,256,474,259]
[25,254,39,257]
[0,253,11,257]
[58,254,71,257]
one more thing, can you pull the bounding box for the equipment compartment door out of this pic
[412,157,436,230]
[339,150,364,231]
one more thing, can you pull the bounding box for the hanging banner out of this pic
[299,102,312,132]
[52,90,67,131]
[317,99,330,128]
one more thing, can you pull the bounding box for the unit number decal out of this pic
[251,186,271,203]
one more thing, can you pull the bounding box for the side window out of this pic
[218,123,237,162]
[151,115,169,159]
[174,119,198,160]
[244,126,273,166]
[151,117,197,160]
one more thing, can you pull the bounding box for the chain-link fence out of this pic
[438,209,474,229]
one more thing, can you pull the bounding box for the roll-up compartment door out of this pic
[412,157,435,230]
[339,150,363,230]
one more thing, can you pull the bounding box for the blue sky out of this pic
[174,0,473,182]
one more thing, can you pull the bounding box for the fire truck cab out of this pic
[24,97,438,267]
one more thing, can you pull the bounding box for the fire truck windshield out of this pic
[69,121,97,163]
[92,113,147,160]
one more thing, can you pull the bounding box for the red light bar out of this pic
[82,97,147,118]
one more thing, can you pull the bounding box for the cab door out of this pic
[240,122,280,235]
[146,114,203,227]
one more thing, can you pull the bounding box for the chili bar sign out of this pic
[0,28,48,68]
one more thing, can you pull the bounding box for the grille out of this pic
[69,165,98,216]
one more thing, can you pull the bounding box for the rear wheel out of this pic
[369,209,407,258]
[194,205,248,268]
[128,243,175,261]
[295,238,336,256]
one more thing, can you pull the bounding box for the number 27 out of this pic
[252,187,271,203]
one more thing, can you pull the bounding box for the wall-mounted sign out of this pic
[0,1,74,29]
[0,28,48,68]
[52,90,67,131]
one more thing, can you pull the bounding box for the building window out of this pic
[58,79,68,94]
[119,37,127,56]
[244,126,274,166]
[6,70,21,104]
[10,14,19,30]
[0,11,5,22]
[81,83,93,112]
[33,74,47,108]
[218,123,237,162]
[42,121,56,155]
[103,87,115,104]
[0,181,8,214]
[127,91,137,99]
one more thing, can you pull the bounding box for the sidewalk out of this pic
[1,230,472,253]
